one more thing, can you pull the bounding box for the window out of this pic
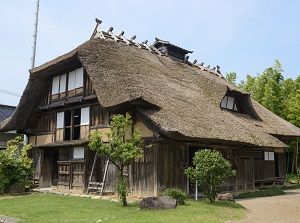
[67,68,83,97]
[264,152,274,161]
[51,74,66,100]
[221,96,238,111]
[51,67,84,100]
[73,147,84,159]
[56,107,89,141]
[57,112,64,129]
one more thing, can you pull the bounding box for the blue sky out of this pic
[1,0,300,106]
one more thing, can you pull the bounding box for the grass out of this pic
[234,187,285,199]
[234,184,300,199]
[0,193,245,223]
[278,184,300,190]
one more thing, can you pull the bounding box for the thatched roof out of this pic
[1,36,300,148]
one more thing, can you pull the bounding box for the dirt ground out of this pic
[228,189,300,223]
[0,215,21,223]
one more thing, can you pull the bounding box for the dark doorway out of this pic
[41,149,59,187]
[51,149,59,186]
[275,153,279,177]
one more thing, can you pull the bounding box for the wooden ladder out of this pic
[87,152,110,195]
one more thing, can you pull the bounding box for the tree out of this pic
[238,74,257,95]
[184,149,236,203]
[226,72,237,85]
[237,60,300,174]
[0,136,34,193]
[88,113,145,206]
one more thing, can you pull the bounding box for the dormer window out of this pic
[220,89,261,120]
[221,96,239,111]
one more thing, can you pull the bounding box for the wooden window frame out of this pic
[73,146,84,159]
[56,107,90,141]
[67,68,84,98]
[264,151,275,161]
[51,74,67,101]
[220,95,239,111]
[51,67,85,102]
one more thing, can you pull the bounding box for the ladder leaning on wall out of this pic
[87,151,110,195]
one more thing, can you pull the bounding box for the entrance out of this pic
[41,149,59,187]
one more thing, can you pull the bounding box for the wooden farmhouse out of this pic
[1,19,300,196]
[0,105,18,149]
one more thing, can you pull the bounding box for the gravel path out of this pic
[0,215,21,223]
[229,189,300,223]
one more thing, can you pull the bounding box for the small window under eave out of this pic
[220,89,261,120]
[220,96,238,111]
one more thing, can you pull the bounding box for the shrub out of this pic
[185,149,236,203]
[0,136,34,193]
[164,187,187,205]
[286,173,298,184]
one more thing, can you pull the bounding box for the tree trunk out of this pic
[118,166,127,206]
[295,138,299,174]
[287,149,290,173]
[292,147,295,174]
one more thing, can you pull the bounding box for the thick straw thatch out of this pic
[1,37,300,148]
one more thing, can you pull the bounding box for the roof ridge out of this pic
[91,18,225,79]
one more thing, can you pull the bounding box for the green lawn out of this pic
[0,194,245,223]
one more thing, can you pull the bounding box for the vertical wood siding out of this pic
[157,142,188,195]
[254,160,275,180]
[130,142,158,197]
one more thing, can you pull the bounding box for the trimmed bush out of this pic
[164,187,187,205]
[185,149,236,203]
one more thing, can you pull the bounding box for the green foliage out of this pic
[239,60,284,117]
[184,149,236,203]
[88,113,145,206]
[296,168,300,184]
[287,90,300,128]
[234,187,285,199]
[0,136,34,193]
[226,72,237,85]
[278,184,300,190]
[286,173,300,184]
[237,59,300,174]
[164,187,188,205]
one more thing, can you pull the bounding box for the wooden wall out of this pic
[156,142,188,195]
[130,142,158,197]
[234,157,254,190]
[276,153,286,178]
[254,160,275,181]
[56,146,86,191]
